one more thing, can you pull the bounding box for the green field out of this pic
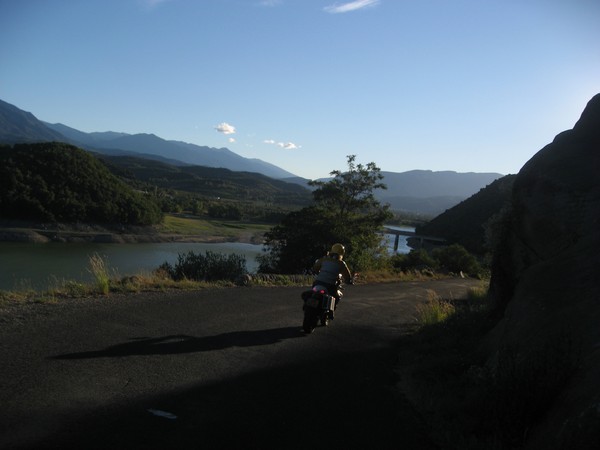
[157,214,271,241]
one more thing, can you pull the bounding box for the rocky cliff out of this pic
[487,94,600,448]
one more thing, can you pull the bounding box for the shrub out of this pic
[433,244,481,275]
[161,251,247,282]
[391,249,437,272]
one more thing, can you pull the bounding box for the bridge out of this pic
[383,227,446,252]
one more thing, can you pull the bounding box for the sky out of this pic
[1,0,599,180]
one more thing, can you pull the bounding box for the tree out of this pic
[258,155,392,273]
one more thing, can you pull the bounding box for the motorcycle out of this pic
[300,276,345,334]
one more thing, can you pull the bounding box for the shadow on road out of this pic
[52,327,304,359]
[38,343,437,450]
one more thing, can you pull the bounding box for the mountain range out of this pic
[0,98,504,215]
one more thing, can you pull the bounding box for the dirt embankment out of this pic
[0,223,260,245]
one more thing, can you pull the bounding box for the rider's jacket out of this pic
[312,253,352,286]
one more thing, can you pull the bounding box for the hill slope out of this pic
[415,174,516,254]
[0,142,162,225]
[98,154,312,206]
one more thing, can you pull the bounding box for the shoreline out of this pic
[0,227,262,245]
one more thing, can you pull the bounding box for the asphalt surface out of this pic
[0,278,481,450]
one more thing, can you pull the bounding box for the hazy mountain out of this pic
[44,122,297,179]
[375,170,505,215]
[43,122,129,145]
[0,99,66,143]
[0,99,297,179]
[380,170,504,198]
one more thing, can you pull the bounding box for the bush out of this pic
[160,251,247,282]
[432,244,481,275]
[391,249,437,272]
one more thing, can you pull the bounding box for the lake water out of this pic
[382,225,415,254]
[0,241,264,291]
[0,227,413,291]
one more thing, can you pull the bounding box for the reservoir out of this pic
[0,241,264,292]
[0,227,413,291]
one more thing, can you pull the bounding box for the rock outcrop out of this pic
[487,94,600,448]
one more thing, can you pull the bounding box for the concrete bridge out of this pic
[383,227,446,252]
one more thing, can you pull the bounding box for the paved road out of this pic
[0,278,480,449]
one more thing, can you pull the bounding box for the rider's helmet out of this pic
[330,243,345,258]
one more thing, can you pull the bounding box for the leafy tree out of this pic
[258,155,392,273]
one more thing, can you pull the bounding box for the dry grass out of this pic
[0,260,474,309]
[357,268,443,283]
[415,290,456,325]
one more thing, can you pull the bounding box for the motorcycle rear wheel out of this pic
[303,309,319,334]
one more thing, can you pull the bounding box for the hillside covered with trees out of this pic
[0,142,163,226]
[415,175,516,255]
[98,154,312,207]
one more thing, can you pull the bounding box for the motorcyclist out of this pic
[312,243,354,317]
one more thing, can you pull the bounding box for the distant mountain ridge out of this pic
[0,98,505,215]
[0,99,296,179]
[0,99,65,143]
[43,122,297,179]
[375,170,504,215]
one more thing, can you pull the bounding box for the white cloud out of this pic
[264,139,300,150]
[215,122,236,135]
[228,137,236,143]
[277,142,299,150]
[324,0,380,14]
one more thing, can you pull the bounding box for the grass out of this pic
[0,253,461,308]
[415,290,456,325]
[88,252,111,295]
[243,273,314,286]
[157,214,270,240]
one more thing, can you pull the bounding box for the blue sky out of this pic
[1,0,599,179]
